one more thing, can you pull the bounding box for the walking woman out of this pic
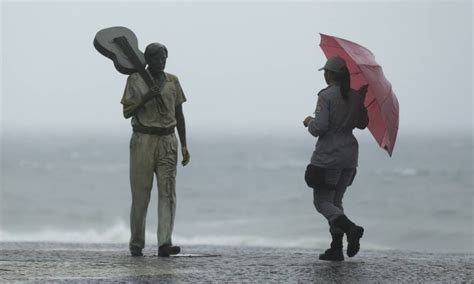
[303,56,369,261]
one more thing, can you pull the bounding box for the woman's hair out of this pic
[333,66,351,100]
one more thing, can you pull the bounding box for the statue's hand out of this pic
[181,146,190,166]
[149,85,161,96]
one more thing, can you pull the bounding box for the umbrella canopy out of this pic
[319,33,399,156]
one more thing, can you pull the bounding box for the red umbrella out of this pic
[319,33,399,156]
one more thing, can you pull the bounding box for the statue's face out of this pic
[147,49,167,72]
[145,43,168,73]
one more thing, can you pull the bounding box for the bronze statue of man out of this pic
[121,43,190,257]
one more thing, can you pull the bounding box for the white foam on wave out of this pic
[16,158,127,174]
[0,221,391,251]
[0,221,131,243]
[172,235,391,251]
[246,160,306,171]
[393,167,418,177]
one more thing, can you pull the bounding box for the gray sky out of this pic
[1,0,472,137]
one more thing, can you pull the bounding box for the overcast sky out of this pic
[1,0,472,137]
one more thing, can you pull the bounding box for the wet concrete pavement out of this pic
[1,242,472,283]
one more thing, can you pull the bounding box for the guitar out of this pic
[94,26,146,75]
[94,26,166,110]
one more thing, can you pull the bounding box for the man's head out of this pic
[145,43,168,73]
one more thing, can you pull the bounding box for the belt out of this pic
[133,125,175,136]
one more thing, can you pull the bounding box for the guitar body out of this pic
[93,26,146,75]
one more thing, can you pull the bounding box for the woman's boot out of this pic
[332,215,364,257]
[319,233,344,261]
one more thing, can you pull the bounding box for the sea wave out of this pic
[373,167,426,177]
[393,167,419,177]
[15,159,127,174]
[244,160,307,171]
[0,221,390,251]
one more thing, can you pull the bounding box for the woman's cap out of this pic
[318,56,347,73]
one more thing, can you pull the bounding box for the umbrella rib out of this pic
[366,89,391,109]
[365,98,377,108]
[356,63,381,68]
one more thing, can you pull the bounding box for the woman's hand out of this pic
[303,116,314,127]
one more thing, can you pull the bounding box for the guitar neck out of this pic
[114,36,154,88]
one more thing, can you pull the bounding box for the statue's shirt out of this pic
[121,72,187,128]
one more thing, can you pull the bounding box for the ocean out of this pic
[1,130,472,254]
